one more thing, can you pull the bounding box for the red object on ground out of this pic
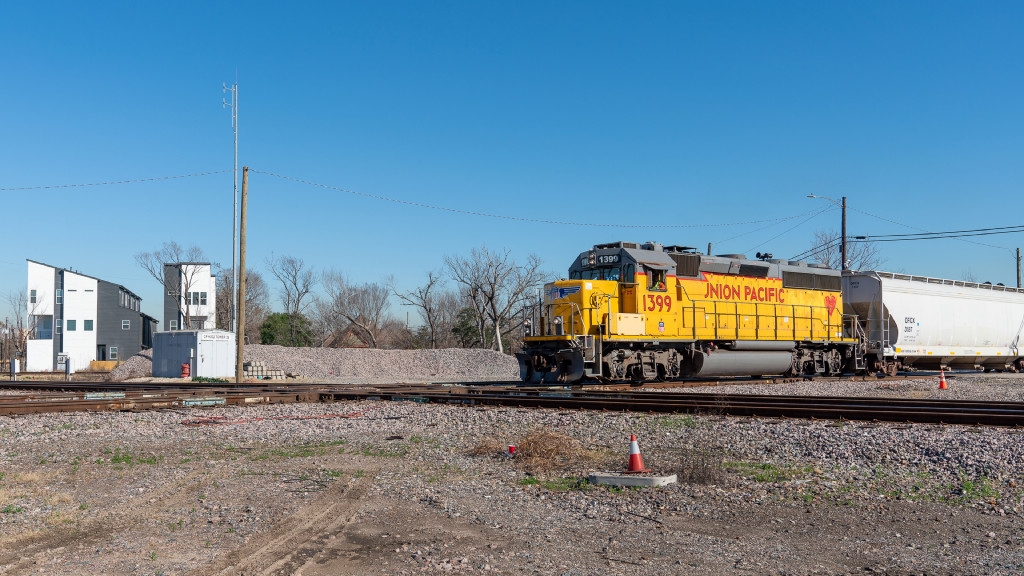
[624,434,651,474]
[939,369,947,390]
[181,363,191,378]
[508,445,516,455]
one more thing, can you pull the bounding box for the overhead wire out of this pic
[0,170,234,191]
[250,169,823,229]
[743,206,835,255]
[849,207,1011,252]
[856,223,1024,240]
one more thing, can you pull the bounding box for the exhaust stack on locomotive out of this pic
[517,241,866,384]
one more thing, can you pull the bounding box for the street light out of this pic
[807,194,847,270]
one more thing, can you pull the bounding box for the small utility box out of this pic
[152,330,236,379]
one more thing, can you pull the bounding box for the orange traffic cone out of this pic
[624,434,651,474]
[939,369,947,390]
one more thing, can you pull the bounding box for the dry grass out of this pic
[513,430,590,473]
[469,429,595,473]
[467,437,507,458]
[43,492,74,506]
[12,471,48,485]
[676,435,727,485]
[0,529,41,547]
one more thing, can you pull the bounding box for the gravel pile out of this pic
[107,348,153,380]
[244,345,519,382]
[107,346,519,382]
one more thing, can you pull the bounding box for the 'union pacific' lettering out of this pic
[703,283,785,303]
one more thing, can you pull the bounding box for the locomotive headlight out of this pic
[524,319,533,336]
[588,251,596,265]
[553,316,564,335]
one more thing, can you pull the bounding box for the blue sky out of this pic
[3,1,1023,323]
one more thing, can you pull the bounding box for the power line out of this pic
[744,206,834,255]
[250,169,825,229]
[0,170,234,191]
[849,206,1010,252]
[855,228,1024,242]
[859,223,1024,240]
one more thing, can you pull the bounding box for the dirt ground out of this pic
[0,400,1021,575]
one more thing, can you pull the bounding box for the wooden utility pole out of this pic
[236,167,248,383]
[840,196,848,271]
[1017,248,1021,289]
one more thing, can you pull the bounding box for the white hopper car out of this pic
[843,271,1024,374]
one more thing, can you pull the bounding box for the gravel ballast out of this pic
[108,345,520,382]
[0,373,1022,574]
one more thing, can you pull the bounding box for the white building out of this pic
[162,262,217,331]
[26,260,157,372]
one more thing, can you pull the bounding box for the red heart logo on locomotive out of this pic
[824,294,837,316]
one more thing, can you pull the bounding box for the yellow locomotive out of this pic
[517,241,866,384]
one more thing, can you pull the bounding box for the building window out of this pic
[170,320,177,330]
[56,319,62,334]
[122,320,130,330]
[67,320,76,331]
[109,347,118,360]
[200,292,207,305]
[84,320,93,331]
[56,289,63,304]
[30,289,37,304]
[30,316,53,339]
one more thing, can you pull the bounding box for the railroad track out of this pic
[0,380,1020,427]
[0,387,318,415]
[0,372,929,392]
[321,387,1024,427]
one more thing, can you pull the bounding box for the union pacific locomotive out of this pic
[517,241,867,384]
[518,241,1024,384]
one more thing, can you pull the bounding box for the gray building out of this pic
[162,262,217,331]
[26,260,158,372]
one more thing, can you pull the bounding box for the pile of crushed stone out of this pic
[108,345,519,382]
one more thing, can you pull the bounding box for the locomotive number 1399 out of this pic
[644,294,672,312]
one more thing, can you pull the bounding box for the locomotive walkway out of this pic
[1,380,1023,427]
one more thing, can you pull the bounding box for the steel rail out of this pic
[318,388,1024,427]
[2,381,1021,427]
[0,388,315,415]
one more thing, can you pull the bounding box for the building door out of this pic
[97,345,106,361]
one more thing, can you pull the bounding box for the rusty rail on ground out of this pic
[0,379,1021,427]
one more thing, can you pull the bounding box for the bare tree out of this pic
[135,242,212,329]
[393,271,462,349]
[267,254,316,346]
[308,296,337,346]
[322,271,392,348]
[433,289,463,348]
[444,246,546,353]
[807,229,883,271]
[4,290,28,364]
[215,269,271,344]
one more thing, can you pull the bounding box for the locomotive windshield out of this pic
[571,266,621,281]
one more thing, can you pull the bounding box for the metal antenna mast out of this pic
[223,81,238,332]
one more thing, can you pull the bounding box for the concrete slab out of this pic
[588,472,677,488]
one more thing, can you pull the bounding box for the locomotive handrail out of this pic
[682,299,847,343]
[542,301,585,339]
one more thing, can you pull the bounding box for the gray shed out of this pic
[152,330,236,379]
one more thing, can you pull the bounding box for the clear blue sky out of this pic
[3,1,1023,323]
